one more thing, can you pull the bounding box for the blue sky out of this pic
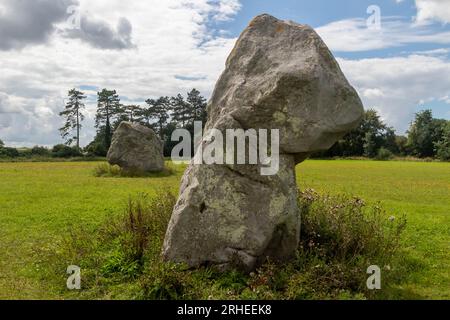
[222,0,416,35]
[0,0,449,146]
[212,0,450,125]
[234,0,450,58]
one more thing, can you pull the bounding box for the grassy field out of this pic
[0,160,448,299]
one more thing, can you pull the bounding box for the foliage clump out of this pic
[295,189,406,297]
[94,163,174,178]
[375,147,394,161]
[41,188,407,300]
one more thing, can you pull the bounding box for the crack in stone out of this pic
[223,164,269,187]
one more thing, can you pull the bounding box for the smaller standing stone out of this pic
[107,121,164,172]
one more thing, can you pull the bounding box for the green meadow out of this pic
[0,160,448,299]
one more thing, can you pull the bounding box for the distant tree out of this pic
[111,105,133,131]
[394,135,409,156]
[383,127,398,154]
[169,89,207,129]
[314,109,400,158]
[363,131,377,158]
[0,146,19,158]
[338,130,364,157]
[435,121,450,161]
[161,122,179,157]
[85,127,108,157]
[59,89,86,149]
[112,113,131,131]
[170,94,191,127]
[31,146,51,157]
[375,147,394,161]
[342,109,391,157]
[407,110,446,158]
[142,96,170,139]
[187,88,207,125]
[122,105,142,123]
[0,139,4,148]
[96,89,121,150]
[52,144,82,158]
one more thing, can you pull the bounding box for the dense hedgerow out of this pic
[38,188,407,300]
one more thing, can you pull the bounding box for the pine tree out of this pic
[59,88,86,149]
[96,89,121,150]
[142,96,170,139]
[170,94,191,127]
[187,88,207,125]
[123,105,142,123]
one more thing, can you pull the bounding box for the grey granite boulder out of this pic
[107,121,164,172]
[162,14,364,271]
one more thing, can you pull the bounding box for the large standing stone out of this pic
[107,121,164,172]
[163,14,364,271]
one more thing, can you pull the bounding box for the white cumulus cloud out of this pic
[317,16,450,52]
[338,54,450,133]
[0,0,242,147]
[415,0,450,24]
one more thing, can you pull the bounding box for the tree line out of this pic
[314,109,450,161]
[59,87,207,157]
[1,89,449,161]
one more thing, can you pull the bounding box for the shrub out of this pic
[31,146,51,157]
[85,140,108,157]
[94,163,122,177]
[90,191,175,280]
[18,148,32,158]
[123,193,175,259]
[436,147,450,161]
[0,147,19,158]
[375,147,394,161]
[41,188,407,300]
[94,163,174,178]
[296,189,406,296]
[52,144,82,158]
[139,263,192,300]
